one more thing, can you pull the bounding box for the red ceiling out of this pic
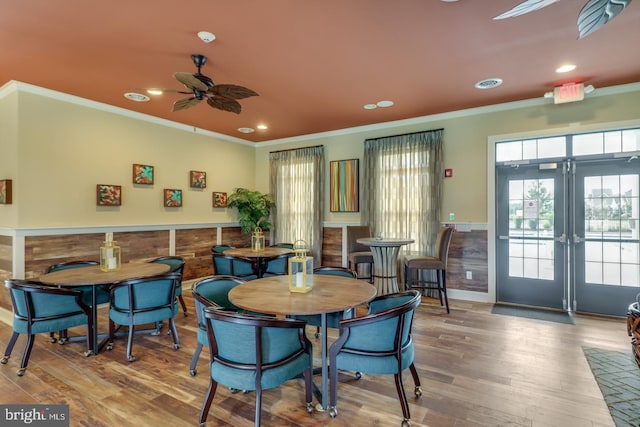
[1,0,639,142]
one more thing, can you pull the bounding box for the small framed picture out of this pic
[0,179,12,204]
[97,184,122,206]
[190,170,206,188]
[212,192,227,208]
[133,164,154,185]
[164,189,182,207]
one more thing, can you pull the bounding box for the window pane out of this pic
[573,133,603,156]
[537,136,566,158]
[522,140,537,159]
[622,129,640,152]
[604,131,622,153]
[496,141,522,162]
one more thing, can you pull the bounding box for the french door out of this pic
[496,157,640,316]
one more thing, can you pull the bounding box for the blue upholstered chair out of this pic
[44,260,108,343]
[106,273,181,362]
[293,266,358,338]
[328,290,422,427]
[2,279,92,376]
[211,252,258,280]
[45,260,110,307]
[190,275,245,377]
[261,253,294,277]
[149,256,188,316]
[211,244,234,254]
[199,307,314,427]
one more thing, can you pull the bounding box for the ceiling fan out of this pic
[164,54,258,114]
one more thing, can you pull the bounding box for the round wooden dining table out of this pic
[39,262,170,355]
[223,247,293,277]
[228,274,376,411]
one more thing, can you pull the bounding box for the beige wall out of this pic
[2,88,256,228]
[0,90,19,227]
[255,86,640,224]
[2,82,640,230]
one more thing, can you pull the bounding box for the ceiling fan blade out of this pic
[209,84,259,100]
[207,96,242,114]
[172,97,202,112]
[174,72,209,92]
[493,0,560,20]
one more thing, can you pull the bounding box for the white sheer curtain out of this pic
[361,129,444,256]
[269,146,324,264]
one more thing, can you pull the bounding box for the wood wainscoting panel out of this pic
[221,227,249,249]
[24,233,105,279]
[0,235,12,311]
[447,229,488,292]
[114,230,170,263]
[321,226,342,267]
[175,228,217,280]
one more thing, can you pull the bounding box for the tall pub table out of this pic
[357,237,414,295]
[39,262,170,355]
[223,247,293,278]
[228,275,376,411]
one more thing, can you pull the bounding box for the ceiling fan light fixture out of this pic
[556,64,576,73]
[474,78,503,90]
[124,92,150,102]
[197,31,216,43]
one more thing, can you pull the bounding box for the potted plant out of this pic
[226,188,275,233]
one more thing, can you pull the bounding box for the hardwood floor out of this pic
[0,291,628,427]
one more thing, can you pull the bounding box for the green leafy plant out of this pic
[226,188,275,233]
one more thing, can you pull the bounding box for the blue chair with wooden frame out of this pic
[211,252,259,280]
[2,279,93,376]
[106,272,182,362]
[199,307,314,427]
[190,275,245,377]
[328,290,423,427]
[149,256,188,316]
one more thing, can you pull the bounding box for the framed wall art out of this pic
[96,184,122,206]
[164,189,182,207]
[329,159,359,212]
[212,191,227,208]
[190,170,206,188]
[132,164,154,185]
[0,179,12,204]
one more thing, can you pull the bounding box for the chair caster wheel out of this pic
[415,386,422,397]
[17,368,26,376]
[183,312,188,317]
[151,330,161,336]
[314,332,320,339]
[58,338,67,345]
[355,372,362,380]
[242,390,249,394]
[49,337,57,343]
[401,419,411,427]
[1,356,8,364]
[306,402,314,414]
[329,407,338,418]
[127,355,136,362]
[174,344,180,350]
[83,350,92,357]
[106,344,113,351]
[190,369,197,377]
[229,388,239,394]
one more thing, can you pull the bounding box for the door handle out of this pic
[573,234,584,244]
[554,233,567,243]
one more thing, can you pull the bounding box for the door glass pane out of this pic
[585,241,602,262]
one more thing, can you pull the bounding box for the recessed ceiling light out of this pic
[556,64,576,73]
[197,31,216,43]
[256,124,268,130]
[238,127,255,134]
[124,92,150,102]
[376,100,394,108]
[363,104,377,110]
[146,89,163,95]
[474,78,503,90]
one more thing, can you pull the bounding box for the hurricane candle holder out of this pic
[100,233,121,272]
[288,240,313,293]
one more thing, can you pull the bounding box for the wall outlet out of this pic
[465,271,472,280]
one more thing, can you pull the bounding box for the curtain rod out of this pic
[269,144,324,154]
[366,127,444,141]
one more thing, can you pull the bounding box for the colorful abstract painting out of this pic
[96,184,121,206]
[190,171,206,188]
[212,192,227,208]
[0,179,12,204]
[132,164,154,185]
[164,189,182,207]
[330,159,359,212]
